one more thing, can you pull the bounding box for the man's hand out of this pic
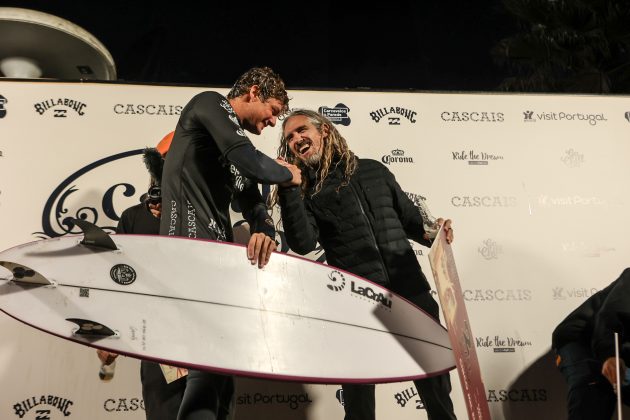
[602,357,627,389]
[97,349,118,366]
[424,218,454,244]
[148,202,162,218]
[276,158,302,187]
[247,232,277,268]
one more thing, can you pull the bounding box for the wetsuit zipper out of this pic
[348,179,391,285]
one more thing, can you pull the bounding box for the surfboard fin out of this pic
[71,218,118,251]
[66,318,117,337]
[0,261,51,285]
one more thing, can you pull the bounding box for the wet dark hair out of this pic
[227,66,289,112]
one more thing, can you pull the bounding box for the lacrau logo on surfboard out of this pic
[326,270,346,291]
[12,394,73,418]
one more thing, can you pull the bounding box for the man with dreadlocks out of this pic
[160,67,300,420]
[272,109,457,420]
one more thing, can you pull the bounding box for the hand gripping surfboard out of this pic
[0,219,455,384]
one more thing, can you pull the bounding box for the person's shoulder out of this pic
[357,158,389,172]
[188,91,227,107]
[120,203,146,219]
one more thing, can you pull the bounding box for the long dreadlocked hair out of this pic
[268,109,357,210]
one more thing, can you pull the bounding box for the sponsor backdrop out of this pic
[0,80,629,419]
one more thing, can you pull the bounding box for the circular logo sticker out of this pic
[110,264,136,285]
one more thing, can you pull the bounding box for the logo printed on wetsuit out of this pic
[230,165,246,192]
[220,99,234,114]
[326,270,346,291]
[186,200,197,238]
[110,264,137,285]
[168,200,178,236]
[208,218,227,241]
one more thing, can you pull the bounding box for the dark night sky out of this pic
[2,1,520,91]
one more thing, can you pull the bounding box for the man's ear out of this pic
[321,123,330,138]
[248,85,261,102]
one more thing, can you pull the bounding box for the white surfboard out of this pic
[0,221,455,384]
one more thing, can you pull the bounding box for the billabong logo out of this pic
[0,94,7,118]
[319,104,351,126]
[370,106,417,125]
[523,110,534,121]
[34,98,87,117]
[327,270,346,291]
[441,111,504,123]
[11,266,35,279]
[13,395,74,418]
[478,239,502,260]
[110,264,137,285]
[113,104,182,116]
[382,149,414,165]
[394,386,424,409]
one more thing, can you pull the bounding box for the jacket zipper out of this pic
[348,180,391,285]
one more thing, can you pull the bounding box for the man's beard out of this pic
[305,151,322,167]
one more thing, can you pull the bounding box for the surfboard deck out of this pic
[0,229,455,384]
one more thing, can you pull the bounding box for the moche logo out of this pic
[319,104,351,126]
[34,98,87,117]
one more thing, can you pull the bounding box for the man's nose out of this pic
[268,116,277,127]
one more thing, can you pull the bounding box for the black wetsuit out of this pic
[160,91,290,241]
[159,90,290,420]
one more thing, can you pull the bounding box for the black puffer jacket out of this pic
[278,158,431,297]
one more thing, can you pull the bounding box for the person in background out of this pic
[552,268,630,420]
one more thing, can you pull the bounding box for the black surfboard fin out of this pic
[0,261,51,285]
[71,218,118,251]
[66,318,117,337]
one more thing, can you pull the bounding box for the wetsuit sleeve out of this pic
[225,143,292,185]
[187,91,291,184]
[383,165,430,247]
[592,268,630,361]
[278,186,320,255]
[234,185,275,239]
